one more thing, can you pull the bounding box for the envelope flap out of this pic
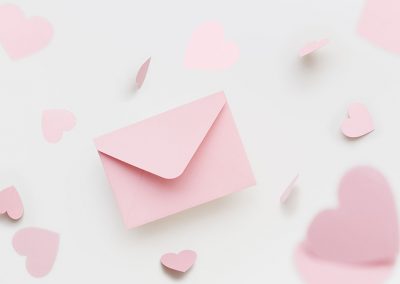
[95,92,227,179]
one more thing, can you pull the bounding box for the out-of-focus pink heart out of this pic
[161,250,197,272]
[0,186,23,220]
[42,109,76,143]
[358,0,400,54]
[299,39,329,57]
[184,22,239,70]
[0,4,53,60]
[341,103,374,138]
[305,166,398,264]
[13,227,60,278]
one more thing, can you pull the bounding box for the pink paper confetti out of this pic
[42,109,76,143]
[13,227,60,278]
[0,186,23,220]
[0,4,53,60]
[341,103,374,138]
[280,174,299,204]
[161,250,197,273]
[135,57,151,90]
[299,39,329,57]
[184,21,239,70]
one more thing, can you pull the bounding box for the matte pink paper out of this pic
[358,0,400,54]
[184,22,239,70]
[161,250,197,272]
[135,57,151,90]
[280,174,298,204]
[95,92,255,228]
[306,166,398,264]
[42,109,76,143]
[0,186,23,220]
[341,103,374,138]
[0,4,53,60]
[13,227,60,278]
[295,244,393,284]
[299,39,329,57]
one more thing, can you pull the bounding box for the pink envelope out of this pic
[94,92,256,228]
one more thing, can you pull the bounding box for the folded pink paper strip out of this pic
[94,92,255,228]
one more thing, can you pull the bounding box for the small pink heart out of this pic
[184,21,239,70]
[0,186,23,220]
[42,109,76,143]
[299,39,329,57]
[161,250,197,272]
[305,166,399,264]
[135,57,151,90]
[341,103,374,138]
[13,227,60,278]
[0,4,53,60]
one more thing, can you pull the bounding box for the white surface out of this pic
[1,0,400,282]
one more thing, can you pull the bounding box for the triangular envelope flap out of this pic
[95,92,227,179]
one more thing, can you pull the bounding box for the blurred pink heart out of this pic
[0,4,53,60]
[299,39,329,57]
[0,186,23,220]
[294,244,394,284]
[184,21,239,70]
[42,109,76,143]
[358,0,400,54]
[135,57,151,90]
[306,166,398,264]
[161,250,197,272]
[13,227,60,278]
[341,103,374,138]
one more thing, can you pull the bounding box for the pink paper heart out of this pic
[161,250,197,272]
[294,244,394,284]
[305,166,399,264]
[0,186,23,220]
[184,21,239,70]
[341,103,374,138]
[0,4,53,60]
[13,227,60,278]
[299,39,329,57]
[42,109,76,143]
[358,0,400,54]
[135,57,151,90]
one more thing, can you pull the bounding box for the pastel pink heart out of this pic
[184,21,239,70]
[13,227,60,278]
[299,39,329,57]
[358,0,400,54]
[161,250,197,272]
[0,4,53,60]
[42,109,76,143]
[341,103,374,138]
[305,166,399,264]
[0,186,23,220]
[294,244,394,284]
[135,57,151,90]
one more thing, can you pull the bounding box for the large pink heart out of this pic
[305,166,399,264]
[0,186,24,220]
[184,21,239,70]
[358,0,400,54]
[341,103,374,138]
[13,227,60,278]
[161,250,197,272]
[0,4,53,60]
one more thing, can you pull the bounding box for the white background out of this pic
[1,0,400,283]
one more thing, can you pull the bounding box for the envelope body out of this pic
[95,92,255,228]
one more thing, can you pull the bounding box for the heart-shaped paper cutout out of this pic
[13,227,59,278]
[341,103,374,138]
[161,250,197,272]
[135,57,151,90]
[0,186,23,220]
[299,39,329,57]
[305,166,399,264]
[42,109,76,143]
[0,4,53,60]
[184,21,239,70]
[295,244,394,284]
[358,0,400,54]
